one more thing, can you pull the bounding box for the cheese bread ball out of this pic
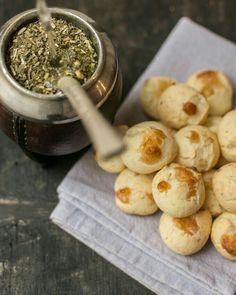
[204,116,222,134]
[157,84,209,129]
[211,212,236,260]
[95,153,125,173]
[218,110,236,162]
[213,163,236,213]
[121,121,178,174]
[187,70,233,116]
[159,210,212,255]
[175,125,220,172]
[140,76,176,119]
[114,168,158,215]
[152,163,205,217]
[202,170,224,217]
[95,125,128,173]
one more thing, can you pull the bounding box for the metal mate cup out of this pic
[0,8,122,158]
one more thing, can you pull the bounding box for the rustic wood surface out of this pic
[0,0,235,294]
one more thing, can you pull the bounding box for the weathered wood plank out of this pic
[0,0,235,294]
[0,220,155,295]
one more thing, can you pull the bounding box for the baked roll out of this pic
[159,210,212,255]
[213,163,236,213]
[152,163,205,217]
[95,125,128,173]
[121,121,178,174]
[175,125,220,172]
[157,84,209,129]
[114,168,158,215]
[218,110,236,162]
[140,76,176,119]
[211,212,236,260]
[187,70,233,116]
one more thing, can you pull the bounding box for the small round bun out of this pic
[159,210,212,255]
[140,76,176,119]
[211,212,236,260]
[114,168,158,215]
[157,84,209,129]
[218,110,236,162]
[175,125,220,172]
[95,153,125,173]
[95,125,128,173]
[213,163,236,213]
[121,121,178,174]
[187,70,233,116]
[152,163,205,217]
[204,116,222,134]
[202,170,224,217]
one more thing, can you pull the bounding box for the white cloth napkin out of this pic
[51,17,236,295]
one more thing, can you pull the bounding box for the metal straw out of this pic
[58,77,125,159]
[36,0,57,60]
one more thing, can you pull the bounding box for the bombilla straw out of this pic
[58,77,125,159]
[36,0,57,60]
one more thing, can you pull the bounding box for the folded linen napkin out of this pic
[51,17,236,295]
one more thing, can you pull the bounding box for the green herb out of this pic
[7,18,98,95]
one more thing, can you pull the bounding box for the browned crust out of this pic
[197,70,216,79]
[116,187,131,204]
[175,166,198,199]
[183,102,197,115]
[173,216,200,235]
[196,70,224,97]
[157,180,171,192]
[140,129,166,164]
[189,131,200,143]
[221,233,236,257]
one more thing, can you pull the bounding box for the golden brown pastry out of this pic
[213,163,236,213]
[211,212,236,260]
[95,125,128,173]
[140,76,176,119]
[218,110,236,162]
[114,168,158,215]
[157,84,209,129]
[175,125,220,172]
[187,70,233,116]
[152,163,205,217]
[121,121,178,174]
[159,210,212,255]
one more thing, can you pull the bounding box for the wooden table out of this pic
[0,1,235,294]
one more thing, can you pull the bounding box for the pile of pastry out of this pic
[95,69,236,260]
